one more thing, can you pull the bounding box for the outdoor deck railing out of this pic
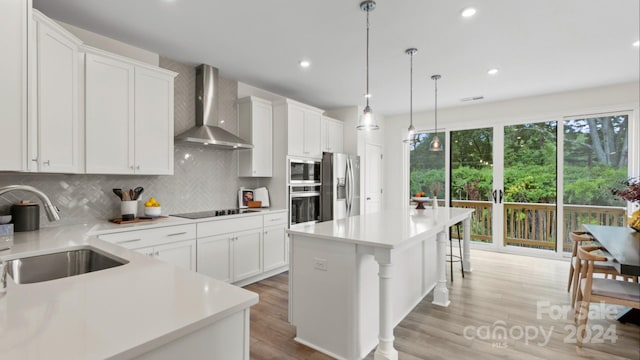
[449,200,627,251]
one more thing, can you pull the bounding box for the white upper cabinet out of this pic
[321,116,344,154]
[134,67,174,175]
[31,11,83,173]
[277,99,323,159]
[237,96,273,177]
[85,52,135,174]
[0,0,29,171]
[85,49,176,175]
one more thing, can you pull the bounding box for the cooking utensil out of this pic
[122,191,129,201]
[113,189,123,200]
[133,187,144,200]
[129,189,134,201]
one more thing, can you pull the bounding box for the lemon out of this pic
[145,201,153,207]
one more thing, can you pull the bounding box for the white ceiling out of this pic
[34,0,639,116]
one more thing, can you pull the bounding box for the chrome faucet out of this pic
[0,185,61,221]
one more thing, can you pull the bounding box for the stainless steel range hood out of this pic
[175,64,253,149]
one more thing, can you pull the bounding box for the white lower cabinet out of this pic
[98,224,196,271]
[197,211,288,286]
[233,230,262,281]
[138,240,197,271]
[197,234,233,282]
[263,225,287,271]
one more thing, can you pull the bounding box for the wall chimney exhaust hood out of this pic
[175,64,253,150]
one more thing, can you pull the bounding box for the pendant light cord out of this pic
[409,52,413,127]
[434,76,437,137]
[366,8,370,108]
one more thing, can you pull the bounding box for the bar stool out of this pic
[447,222,464,281]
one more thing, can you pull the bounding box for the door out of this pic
[155,240,196,271]
[233,229,262,281]
[0,0,27,171]
[252,100,273,176]
[327,119,344,153]
[288,106,305,156]
[134,67,174,175]
[502,122,557,252]
[85,53,135,174]
[197,235,233,282]
[450,128,494,244]
[303,110,322,157]
[365,143,383,214]
[263,225,287,271]
[36,19,81,173]
[561,112,632,253]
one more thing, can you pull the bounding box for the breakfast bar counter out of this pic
[287,207,474,360]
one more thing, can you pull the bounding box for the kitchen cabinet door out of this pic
[302,110,322,158]
[34,14,83,173]
[197,234,233,283]
[287,105,305,157]
[134,67,174,175]
[233,229,262,282]
[85,53,135,174]
[322,117,344,154]
[263,225,287,272]
[155,240,196,271]
[0,0,28,171]
[238,96,272,177]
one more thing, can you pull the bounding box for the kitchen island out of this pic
[288,207,474,360]
[0,224,258,360]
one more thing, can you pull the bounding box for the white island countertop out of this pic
[288,207,473,249]
[0,224,258,360]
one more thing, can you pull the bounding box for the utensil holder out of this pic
[121,200,138,218]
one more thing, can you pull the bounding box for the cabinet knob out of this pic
[154,251,159,256]
[43,160,50,166]
[136,165,140,170]
[130,165,134,169]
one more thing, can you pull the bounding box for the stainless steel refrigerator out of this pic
[321,152,360,221]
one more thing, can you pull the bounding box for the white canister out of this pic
[121,200,138,218]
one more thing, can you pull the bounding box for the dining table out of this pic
[583,224,640,324]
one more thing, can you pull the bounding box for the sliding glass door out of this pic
[445,111,634,256]
[561,113,630,252]
[502,122,557,252]
[450,128,494,244]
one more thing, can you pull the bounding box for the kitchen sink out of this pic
[5,247,128,284]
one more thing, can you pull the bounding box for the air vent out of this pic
[461,96,484,102]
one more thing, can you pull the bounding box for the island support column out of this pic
[374,249,398,360]
[463,217,472,272]
[432,230,450,307]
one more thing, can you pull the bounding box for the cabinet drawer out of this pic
[197,216,262,238]
[263,212,287,226]
[98,224,196,249]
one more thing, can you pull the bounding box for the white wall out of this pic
[383,81,640,208]
[57,20,159,65]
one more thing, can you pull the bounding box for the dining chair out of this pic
[568,231,618,307]
[574,245,640,347]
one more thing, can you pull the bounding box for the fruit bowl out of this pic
[144,206,162,217]
[411,197,430,209]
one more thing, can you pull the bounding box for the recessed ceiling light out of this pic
[487,68,499,75]
[299,60,311,68]
[634,40,640,47]
[461,7,477,18]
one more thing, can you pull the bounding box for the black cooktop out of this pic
[172,209,260,219]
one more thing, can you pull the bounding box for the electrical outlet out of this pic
[314,257,328,271]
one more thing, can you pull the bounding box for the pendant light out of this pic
[357,0,379,130]
[429,74,442,151]
[403,48,418,144]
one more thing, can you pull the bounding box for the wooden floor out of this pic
[244,250,640,360]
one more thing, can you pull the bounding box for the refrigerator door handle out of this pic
[345,159,351,216]
[347,158,354,216]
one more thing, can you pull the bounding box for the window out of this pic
[409,132,445,199]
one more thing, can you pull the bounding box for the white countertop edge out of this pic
[87,208,288,236]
